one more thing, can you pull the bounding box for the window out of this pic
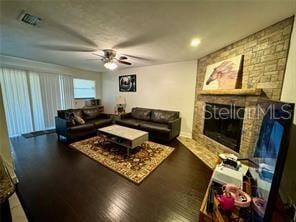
[73,79,96,99]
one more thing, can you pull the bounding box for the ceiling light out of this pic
[104,61,117,70]
[190,38,201,47]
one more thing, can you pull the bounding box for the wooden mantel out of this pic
[199,88,263,96]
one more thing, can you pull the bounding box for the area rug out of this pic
[69,136,174,184]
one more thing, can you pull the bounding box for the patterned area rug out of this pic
[70,136,174,184]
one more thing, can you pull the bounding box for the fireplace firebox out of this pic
[203,103,245,152]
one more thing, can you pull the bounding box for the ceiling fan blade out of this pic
[86,58,102,61]
[113,32,166,49]
[120,53,154,62]
[36,44,97,52]
[42,19,98,48]
[118,56,128,60]
[92,53,104,58]
[117,60,132,65]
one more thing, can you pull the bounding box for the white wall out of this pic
[280,15,296,203]
[101,60,197,137]
[0,55,102,98]
[281,16,296,123]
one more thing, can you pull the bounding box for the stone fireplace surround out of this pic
[191,17,294,158]
[193,95,262,157]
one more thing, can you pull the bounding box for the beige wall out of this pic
[101,61,197,137]
[0,84,15,178]
[0,55,102,98]
[280,15,296,203]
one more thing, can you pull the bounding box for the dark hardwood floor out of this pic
[11,134,212,222]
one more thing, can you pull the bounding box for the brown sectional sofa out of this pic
[115,107,181,142]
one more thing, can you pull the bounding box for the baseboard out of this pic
[180,132,192,138]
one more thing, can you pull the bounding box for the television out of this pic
[250,100,294,221]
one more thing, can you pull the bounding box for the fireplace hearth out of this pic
[203,103,245,152]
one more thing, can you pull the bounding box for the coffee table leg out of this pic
[127,148,130,157]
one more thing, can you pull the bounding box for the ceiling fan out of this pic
[91,49,132,70]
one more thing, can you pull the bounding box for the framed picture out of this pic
[203,55,243,90]
[119,74,136,92]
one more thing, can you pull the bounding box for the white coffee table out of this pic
[97,125,149,156]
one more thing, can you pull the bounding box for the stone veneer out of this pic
[192,17,294,157]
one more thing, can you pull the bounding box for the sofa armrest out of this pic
[119,112,132,119]
[168,118,181,138]
[55,117,72,135]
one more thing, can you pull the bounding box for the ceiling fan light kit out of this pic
[98,49,132,70]
[104,61,118,70]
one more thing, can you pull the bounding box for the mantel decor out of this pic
[202,55,243,90]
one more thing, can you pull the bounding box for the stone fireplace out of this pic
[192,17,294,157]
[193,95,263,157]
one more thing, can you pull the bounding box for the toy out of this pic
[223,184,251,208]
[216,191,235,210]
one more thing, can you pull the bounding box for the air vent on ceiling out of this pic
[18,10,42,26]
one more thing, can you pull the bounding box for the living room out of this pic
[0,1,296,222]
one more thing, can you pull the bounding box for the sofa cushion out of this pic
[151,110,179,123]
[116,118,140,127]
[131,108,151,121]
[82,108,101,120]
[139,122,170,133]
[68,123,94,132]
[86,119,113,128]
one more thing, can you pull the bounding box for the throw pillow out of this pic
[71,109,83,117]
[74,115,85,125]
[69,113,76,126]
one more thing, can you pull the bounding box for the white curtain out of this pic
[0,67,74,137]
[29,72,74,130]
[29,72,45,131]
[59,75,74,110]
[39,73,62,129]
[0,68,33,136]
[0,67,75,136]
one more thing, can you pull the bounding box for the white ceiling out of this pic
[0,0,295,72]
